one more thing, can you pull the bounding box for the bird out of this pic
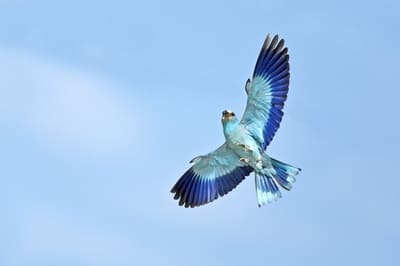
[171,34,301,208]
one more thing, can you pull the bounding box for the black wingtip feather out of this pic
[253,34,289,79]
[270,35,279,50]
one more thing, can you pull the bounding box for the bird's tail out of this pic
[255,157,301,206]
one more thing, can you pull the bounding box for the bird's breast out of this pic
[226,126,262,163]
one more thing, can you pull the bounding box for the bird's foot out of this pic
[238,144,253,153]
[239,158,250,164]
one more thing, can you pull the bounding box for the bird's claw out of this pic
[239,157,250,164]
[238,144,253,153]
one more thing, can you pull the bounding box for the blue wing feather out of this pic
[171,144,253,208]
[241,34,290,150]
[172,166,252,208]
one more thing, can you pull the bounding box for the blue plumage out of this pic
[171,34,300,208]
[171,165,252,208]
[247,34,290,150]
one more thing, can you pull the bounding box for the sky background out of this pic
[1,0,399,265]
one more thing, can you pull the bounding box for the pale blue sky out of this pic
[1,1,399,265]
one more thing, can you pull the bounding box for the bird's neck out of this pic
[222,118,239,138]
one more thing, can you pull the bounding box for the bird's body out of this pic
[171,34,301,208]
[223,118,263,171]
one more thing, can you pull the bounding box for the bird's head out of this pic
[221,110,239,136]
[221,109,236,121]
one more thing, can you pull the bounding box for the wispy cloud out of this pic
[0,48,146,156]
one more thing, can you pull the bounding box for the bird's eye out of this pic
[222,111,227,115]
[232,112,235,116]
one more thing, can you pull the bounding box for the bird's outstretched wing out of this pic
[241,34,290,150]
[171,143,253,208]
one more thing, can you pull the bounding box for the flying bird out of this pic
[171,34,301,207]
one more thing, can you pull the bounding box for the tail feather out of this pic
[271,158,300,189]
[255,173,282,206]
[255,157,301,206]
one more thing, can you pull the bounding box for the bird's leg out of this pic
[239,158,250,164]
[238,143,253,153]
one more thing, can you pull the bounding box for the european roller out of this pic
[171,34,301,208]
